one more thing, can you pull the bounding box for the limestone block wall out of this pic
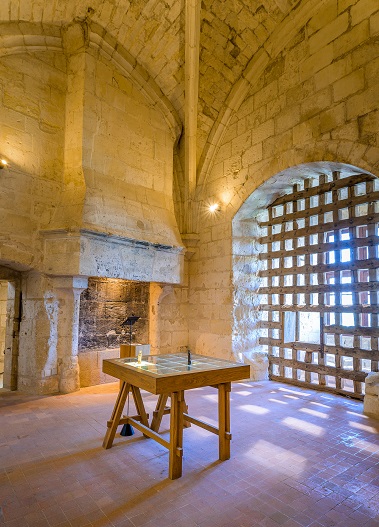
[188,0,379,375]
[0,24,184,393]
[188,217,235,361]
[0,51,67,268]
[82,50,182,249]
[158,282,190,355]
[78,348,121,387]
[17,272,60,394]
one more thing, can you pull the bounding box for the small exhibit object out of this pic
[120,343,150,358]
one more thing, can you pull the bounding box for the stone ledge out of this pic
[39,228,185,282]
[78,348,120,387]
[363,372,379,420]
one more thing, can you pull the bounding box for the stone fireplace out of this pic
[78,277,150,386]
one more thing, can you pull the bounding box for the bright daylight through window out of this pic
[258,171,379,400]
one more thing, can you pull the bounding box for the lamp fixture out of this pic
[209,203,220,213]
[0,158,8,169]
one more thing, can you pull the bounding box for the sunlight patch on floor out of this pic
[268,398,288,405]
[310,401,331,409]
[278,387,312,397]
[239,404,270,415]
[351,437,379,454]
[347,410,369,419]
[202,394,218,402]
[282,416,324,436]
[246,439,307,473]
[349,420,379,434]
[299,407,329,419]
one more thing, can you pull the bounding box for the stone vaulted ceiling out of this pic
[198,0,294,157]
[1,0,297,165]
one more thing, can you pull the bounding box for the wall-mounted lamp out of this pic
[208,203,220,213]
[0,158,8,169]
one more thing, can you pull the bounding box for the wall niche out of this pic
[78,277,149,351]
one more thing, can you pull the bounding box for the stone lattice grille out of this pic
[258,171,379,400]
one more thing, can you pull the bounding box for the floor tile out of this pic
[0,381,378,527]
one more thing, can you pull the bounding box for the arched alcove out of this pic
[232,162,379,394]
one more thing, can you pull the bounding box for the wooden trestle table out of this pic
[102,352,250,479]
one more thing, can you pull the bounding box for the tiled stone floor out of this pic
[0,381,378,527]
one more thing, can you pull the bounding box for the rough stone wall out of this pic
[78,277,149,351]
[188,216,234,360]
[188,0,379,375]
[156,280,189,355]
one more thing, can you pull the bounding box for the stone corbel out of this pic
[181,233,200,260]
[62,19,89,56]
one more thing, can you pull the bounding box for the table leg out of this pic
[183,399,191,428]
[131,385,150,436]
[218,382,231,461]
[151,393,169,432]
[103,382,130,449]
[169,390,184,479]
[151,394,190,432]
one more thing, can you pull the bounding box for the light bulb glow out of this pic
[209,203,219,213]
[0,159,7,167]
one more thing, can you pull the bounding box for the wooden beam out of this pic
[260,259,379,277]
[123,417,175,452]
[269,356,367,382]
[260,213,379,244]
[182,413,222,436]
[260,189,379,226]
[261,237,379,261]
[262,338,379,358]
[259,304,379,314]
[270,173,375,207]
[259,280,379,295]
[269,375,365,400]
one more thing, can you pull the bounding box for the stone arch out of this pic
[0,22,63,57]
[232,160,379,381]
[196,0,331,197]
[87,22,182,144]
[0,21,182,145]
[209,140,379,230]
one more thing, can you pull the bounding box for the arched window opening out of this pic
[258,171,379,400]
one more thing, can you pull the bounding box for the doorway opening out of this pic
[0,276,21,391]
[0,281,7,389]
